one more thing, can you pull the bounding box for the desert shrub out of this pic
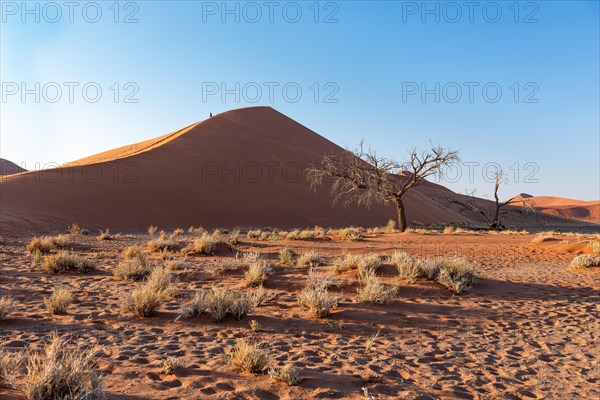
[298,284,340,318]
[229,296,254,320]
[113,258,152,281]
[339,227,362,241]
[243,258,272,287]
[268,365,302,385]
[335,253,382,281]
[121,284,165,318]
[67,223,88,236]
[436,257,477,294]
[390,251,422,283]
[182,232,221,255]
[171,228,184,237]
[357,275,398,304]
[228,230,241,245]
[297,250,323,267]
[0,347,22,385]
[307,268,342,289]
[569,254,600,270]
[96,229,113,241]
[44,287,74,315]
[227,339,268,373]
[385,219,396,233]
[249,319,261,332]
[26,235,68,255]
[147,232,176,252]
[0,296,17,321]
[532,233,557,243]
[179,287,253,322]
[278,246,294,265]
[589,241,600,254]
[443,226,455,234]
[144,267,176,298]
[249,285,276,307]
[161,357,183,375]
[123,245,146,261]
[148,225,158,235]
[43,251,96,274]
[15,334,103,400]
[164,258,189,271]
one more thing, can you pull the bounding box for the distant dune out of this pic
[0,107,593,233]
[0,158,26,176]
[514,194,600,223]
[0,107,473,232]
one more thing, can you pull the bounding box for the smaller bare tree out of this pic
[446,171,522,230]
[307,142,460,232]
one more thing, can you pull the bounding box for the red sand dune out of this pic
[0,107,471,233]
[0,158,26,176]
[514,193,600,223]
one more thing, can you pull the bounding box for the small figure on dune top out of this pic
[210,112,213,117]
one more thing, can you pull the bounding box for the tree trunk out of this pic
[396,198,407,232]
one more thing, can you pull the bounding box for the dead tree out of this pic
[307,142,460,232]
[447,171,519,231]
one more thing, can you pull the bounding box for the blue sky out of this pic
[1,0,599,200]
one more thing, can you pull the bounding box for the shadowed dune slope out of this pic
[0,158,26,176]
[1,107,473,232]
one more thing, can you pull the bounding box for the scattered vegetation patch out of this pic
[532,233,557,243]
[268,365,302,385]
[0,296,17,321]
[44,287,74,315]
[123,245,146,261]
[339,227,362,241]
[42,251,96,274]
[227,339,268,374]
[569,254,600,270]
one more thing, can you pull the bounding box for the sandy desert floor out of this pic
[1,229,598,400]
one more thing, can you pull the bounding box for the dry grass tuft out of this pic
[147,232,177,252]
[298,283,341,318]
[114,258,152,281]
[14,334,104,400]
[278,246,294,265]
[357,275,398,304]
[161,357,184,375]
[179,287,253,322]
[390,251,422,283]
[268,365,302,385]
[569,254,600,270]
[227,339,268,373]
[182,232,221,255]
[297,250,323,268]
[532,233,557,243]
[26,235,68,255]
[588,241,600,254]
[0,296,17,321]
[243,253,272,287]
[123,245,146,261]
[121,285,165,318]
[335,253,382,281]
[249,285,276,307]
[44,287,74,315]
[97,228,113,241]
[436,257,477,294]
[67,223,88,236]
[339,227,362,241]
[0,347,23,385]
[42,251,96,274]
[147,225,158,235]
